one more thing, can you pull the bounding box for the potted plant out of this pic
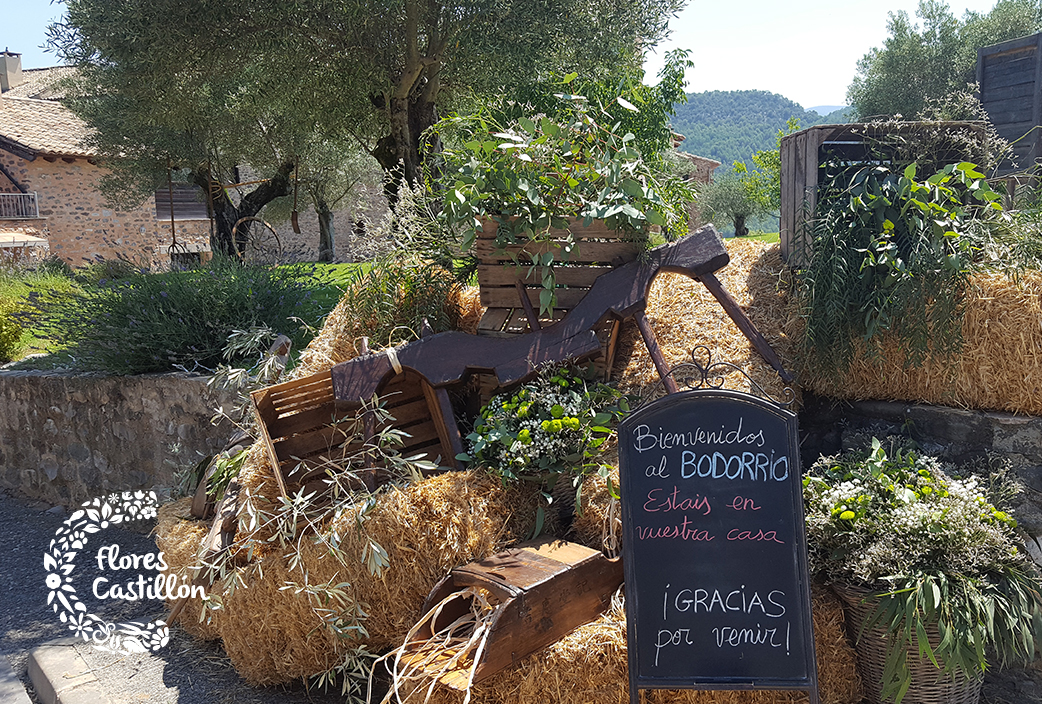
[433,88,693,314]
[803,438,1042,704]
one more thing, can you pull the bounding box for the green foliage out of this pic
[697,173,758,237]
[436,88,694,312]
[497,50,694,161]
[32,256,330,374]
[796,161,1005,374]
[0,298,23,364]
[460,367,629,521]
[733,118,801,216]
[338,256,464,350]
[669,90,850,167]
[847,0,1042,120]
[804,438,1042,702]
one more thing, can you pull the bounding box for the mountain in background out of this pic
[671,90,852,169]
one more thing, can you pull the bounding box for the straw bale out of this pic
[795,270,1042,415]
[613,240,797,407]
[215,471,547,684]
[420,585,859,704]
[154,497,223,640]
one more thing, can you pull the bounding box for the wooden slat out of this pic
[382,397,434,426]
[475,218,635,241]
[474,238,641,265]
[397,420,443,449]
[477,308,511,333]
[480,286,589,310]
[274,423,355,462]
[477,264,611,288]
[268,403,347,440]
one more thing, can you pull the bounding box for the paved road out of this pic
[0,489,346,704]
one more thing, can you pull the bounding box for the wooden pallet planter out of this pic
[475,217,642,380]
[779,122,987,264]
[400,538,624,689]
[251,367,463,497]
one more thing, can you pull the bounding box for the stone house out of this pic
[0,51,210,268]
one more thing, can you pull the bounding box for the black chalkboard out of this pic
[618,389,818,703]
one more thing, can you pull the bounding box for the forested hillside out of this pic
[671,90,850,168]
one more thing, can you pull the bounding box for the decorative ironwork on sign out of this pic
[637,346,795,410]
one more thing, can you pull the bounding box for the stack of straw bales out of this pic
[157,239,870,701]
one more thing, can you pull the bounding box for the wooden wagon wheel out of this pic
[231,216,283,265]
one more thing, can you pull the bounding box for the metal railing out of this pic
[0,192,40,219]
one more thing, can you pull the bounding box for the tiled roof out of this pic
[2,67,76,100]
[0,95,94,158]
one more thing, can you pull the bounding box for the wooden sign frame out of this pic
[618,389,818,704]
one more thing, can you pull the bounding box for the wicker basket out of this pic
[833,582,983,704]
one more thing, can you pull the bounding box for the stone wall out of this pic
[0,370,235,507]
[0,151,210,267]
[800,394,1042,564]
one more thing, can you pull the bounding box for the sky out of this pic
[644,0,1002,109]
[2,0,1010,110]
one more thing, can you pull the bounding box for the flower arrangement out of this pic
[803,438,1042,702]
[459,366,628,530]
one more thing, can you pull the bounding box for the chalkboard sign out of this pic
[618,389,818,703]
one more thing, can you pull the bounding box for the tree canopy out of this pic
[847,0,1042,120]
[48,0,686,254]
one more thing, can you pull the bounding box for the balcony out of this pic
[0,192,40,219]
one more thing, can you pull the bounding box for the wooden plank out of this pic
[504,309,533,335]
[636,310,678,394]
[477,264,611,288]
[984,69,1036,90]
[397,420,443,449]
[982,55,1037,80]
[268,403,347,440]
[274,423,355,462]
[263,370,332,396]
[251,396,289,498]
[426,384,465,469]
[473,238,641,264]
[981,78,1037,102]
[979,94,1035,116]
[480,286,588,310]
[980,33,1041,59]
[477,308,511,333]
[382,397,434,426]
[475,217,635,241]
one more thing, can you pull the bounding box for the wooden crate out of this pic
[978,32,1042,177]
[779,122,987,264]
[251,368,463,495]
[475,217,639,378]
[401,538,624,689]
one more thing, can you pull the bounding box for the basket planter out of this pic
[833,582,983,704]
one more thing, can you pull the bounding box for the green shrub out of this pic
[338,256,464,349]
[0,298,23,363]
[33,256,331,374]
[797,161,1005,374]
